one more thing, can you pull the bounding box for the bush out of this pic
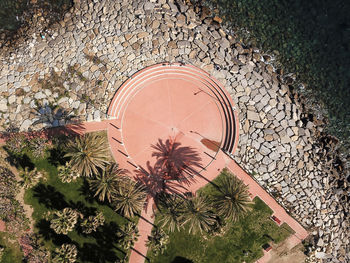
[5,133,27,155]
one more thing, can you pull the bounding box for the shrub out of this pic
[49,208,79,235]
[80,211,105,234]
[57,163,80,183]
[5,133,27,155]
[19,167,44,189]
[52,243,77,263]
[117,222,139,250]
[146,228,169,256]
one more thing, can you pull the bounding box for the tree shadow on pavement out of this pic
[134,137,203,211]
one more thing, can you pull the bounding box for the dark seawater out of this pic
[0,0,27,32]
[204,0,350,150]
[0,0,73,36]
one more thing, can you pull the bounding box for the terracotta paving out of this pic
[0,63,308,263]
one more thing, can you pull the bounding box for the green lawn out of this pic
[0,232,23,263]
[148,170,294,263]
[19,144,131,262]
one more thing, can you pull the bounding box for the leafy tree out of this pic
[157,193,184,232]
[64,133,110,177]
[146,228,169,256]
[19,167,43,189]
[89,163,126,203]
[57,162,80,183]
[50,208,78,235]
[117,222,140,250]
[212,172,252,222]
[52,243,77,263]
[80,211,105,234]
[112,177,146,218]
[181,194,218,234]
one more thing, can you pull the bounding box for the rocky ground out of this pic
[0,0,348,262]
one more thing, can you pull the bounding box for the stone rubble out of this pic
[0,0,348,262]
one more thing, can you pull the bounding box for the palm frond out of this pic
[89,163,126,202]
[64,133,110,177]
[112,177,146,218]
[181,194,218,234]
[213,173,252,222]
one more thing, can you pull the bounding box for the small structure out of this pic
[271,215,282,225]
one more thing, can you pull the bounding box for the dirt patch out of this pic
[0,147,34,230]
[0,220,5,232]
[267,238,306,263]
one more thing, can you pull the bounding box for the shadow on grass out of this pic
[48,147,68,166]
[78,221,126,263]
[171,256,193,263]
[4,150,35,170]
[33,184,68,210]
[79,178,96,204]
[68,200,97,217]
[37,219,72,245]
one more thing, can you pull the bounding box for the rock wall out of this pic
[0,0,348,261]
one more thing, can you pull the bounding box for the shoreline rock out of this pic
[0,0,348,262]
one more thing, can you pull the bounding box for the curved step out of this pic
[107,63,239,155]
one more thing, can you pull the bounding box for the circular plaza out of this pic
[107,63,239,173]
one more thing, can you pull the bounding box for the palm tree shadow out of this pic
[3,149,35,170]
[134,137,205,212]
[67,200,97,216]
[79,221,126,262]
[33,184,68,210]
[79,178,96,204]
[47,146,68,166]
[171,256,194,263]
[31,101,78,128]
[151,138,203,185]
[36,219,72,245]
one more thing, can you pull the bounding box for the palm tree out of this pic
[112,177,146,218]
[19,167,43,189]
[212,172,252,222]
[181,194,218,234]
[50,208,78,235]
[157,193,184,232]
[117,222,140,250]
[146,228,169,256]
[57,162,80,183]
[64,133,110,177]
[89,163,126,203]
[80,211,105,234]
[52,243,77,263]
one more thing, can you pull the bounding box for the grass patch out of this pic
[20,134,131,263]
[148,170,294,263]
[0,232,23,263]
